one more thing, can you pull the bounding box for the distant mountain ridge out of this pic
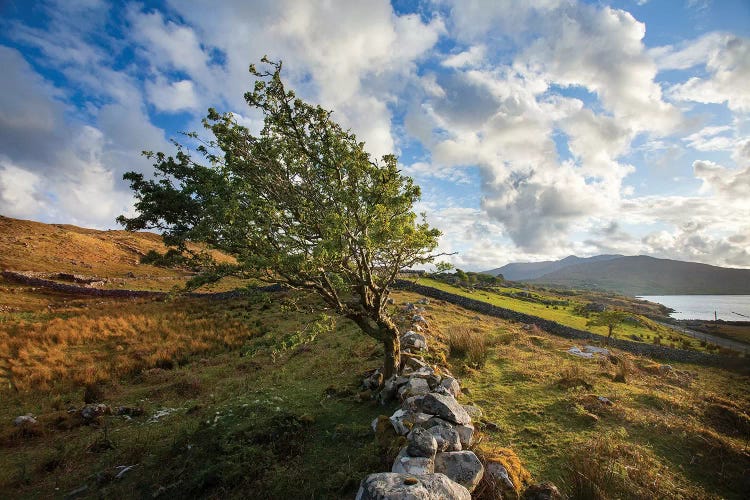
[483,254,623,281]
[484,254,750,295]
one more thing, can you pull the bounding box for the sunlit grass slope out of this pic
[417,277,719,352]
[0,215,235,291]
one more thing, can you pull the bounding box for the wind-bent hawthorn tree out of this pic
[117,59,442,381]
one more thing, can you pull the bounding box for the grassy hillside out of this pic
[0,216,235,291]
[1,217,748,498]
[1,276,748,498]
[528,255,750,295]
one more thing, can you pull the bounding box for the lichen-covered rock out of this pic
[462,404,483,420]
[419,393,471,425]
[434,450,484,492]
[407,427,438,458]
[410,365,437,380]
[402,395,427,413]
[426,373,442,390]
[430,385,453,397]
[455,423,474,448]
[392,447,434,475]
[402,331,428,351]
[425,421,462,452]
[390,408,432,435]
[440,377,461,397]
[486,461,514,490]
[402,354,427,371]
[522,481,563,500]
[356,472,471,500]
[399,377,431,401]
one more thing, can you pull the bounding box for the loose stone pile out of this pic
[356,302,484,499]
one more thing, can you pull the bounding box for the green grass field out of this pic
[416,277,719,352]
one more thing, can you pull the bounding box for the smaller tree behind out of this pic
[118,59,441,380]
[586,310,629,344]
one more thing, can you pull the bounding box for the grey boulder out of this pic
[419,393,471,425]
[402,331,428,351]
[455,423,474,448]
[392,447,434,475]
[486,461,515,490]
[434,450,484,493]
[406,427,438,458]
[440,377,461,397]
[390,408,432,435]
[425,422,462,452]
[356,472,470,500]
[399,378,431,401]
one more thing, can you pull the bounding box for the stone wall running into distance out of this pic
[0,271,282,300]
[394,280,737,367]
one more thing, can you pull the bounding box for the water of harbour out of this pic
[638,295,750,321]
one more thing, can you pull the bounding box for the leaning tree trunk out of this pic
[348,312,402,380]
[382,329,401,380]
[378,315,401,380]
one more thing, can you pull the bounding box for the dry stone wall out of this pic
[1,271,281,300]
[356,310,483,498]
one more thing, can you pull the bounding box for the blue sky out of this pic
[0,0,748,270]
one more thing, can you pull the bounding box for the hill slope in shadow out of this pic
[528,255,750,295]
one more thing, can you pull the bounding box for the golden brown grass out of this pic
[474,445,532,499]
[560,433,690,499]
[444,325,496,368]
[0,292,258,392]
